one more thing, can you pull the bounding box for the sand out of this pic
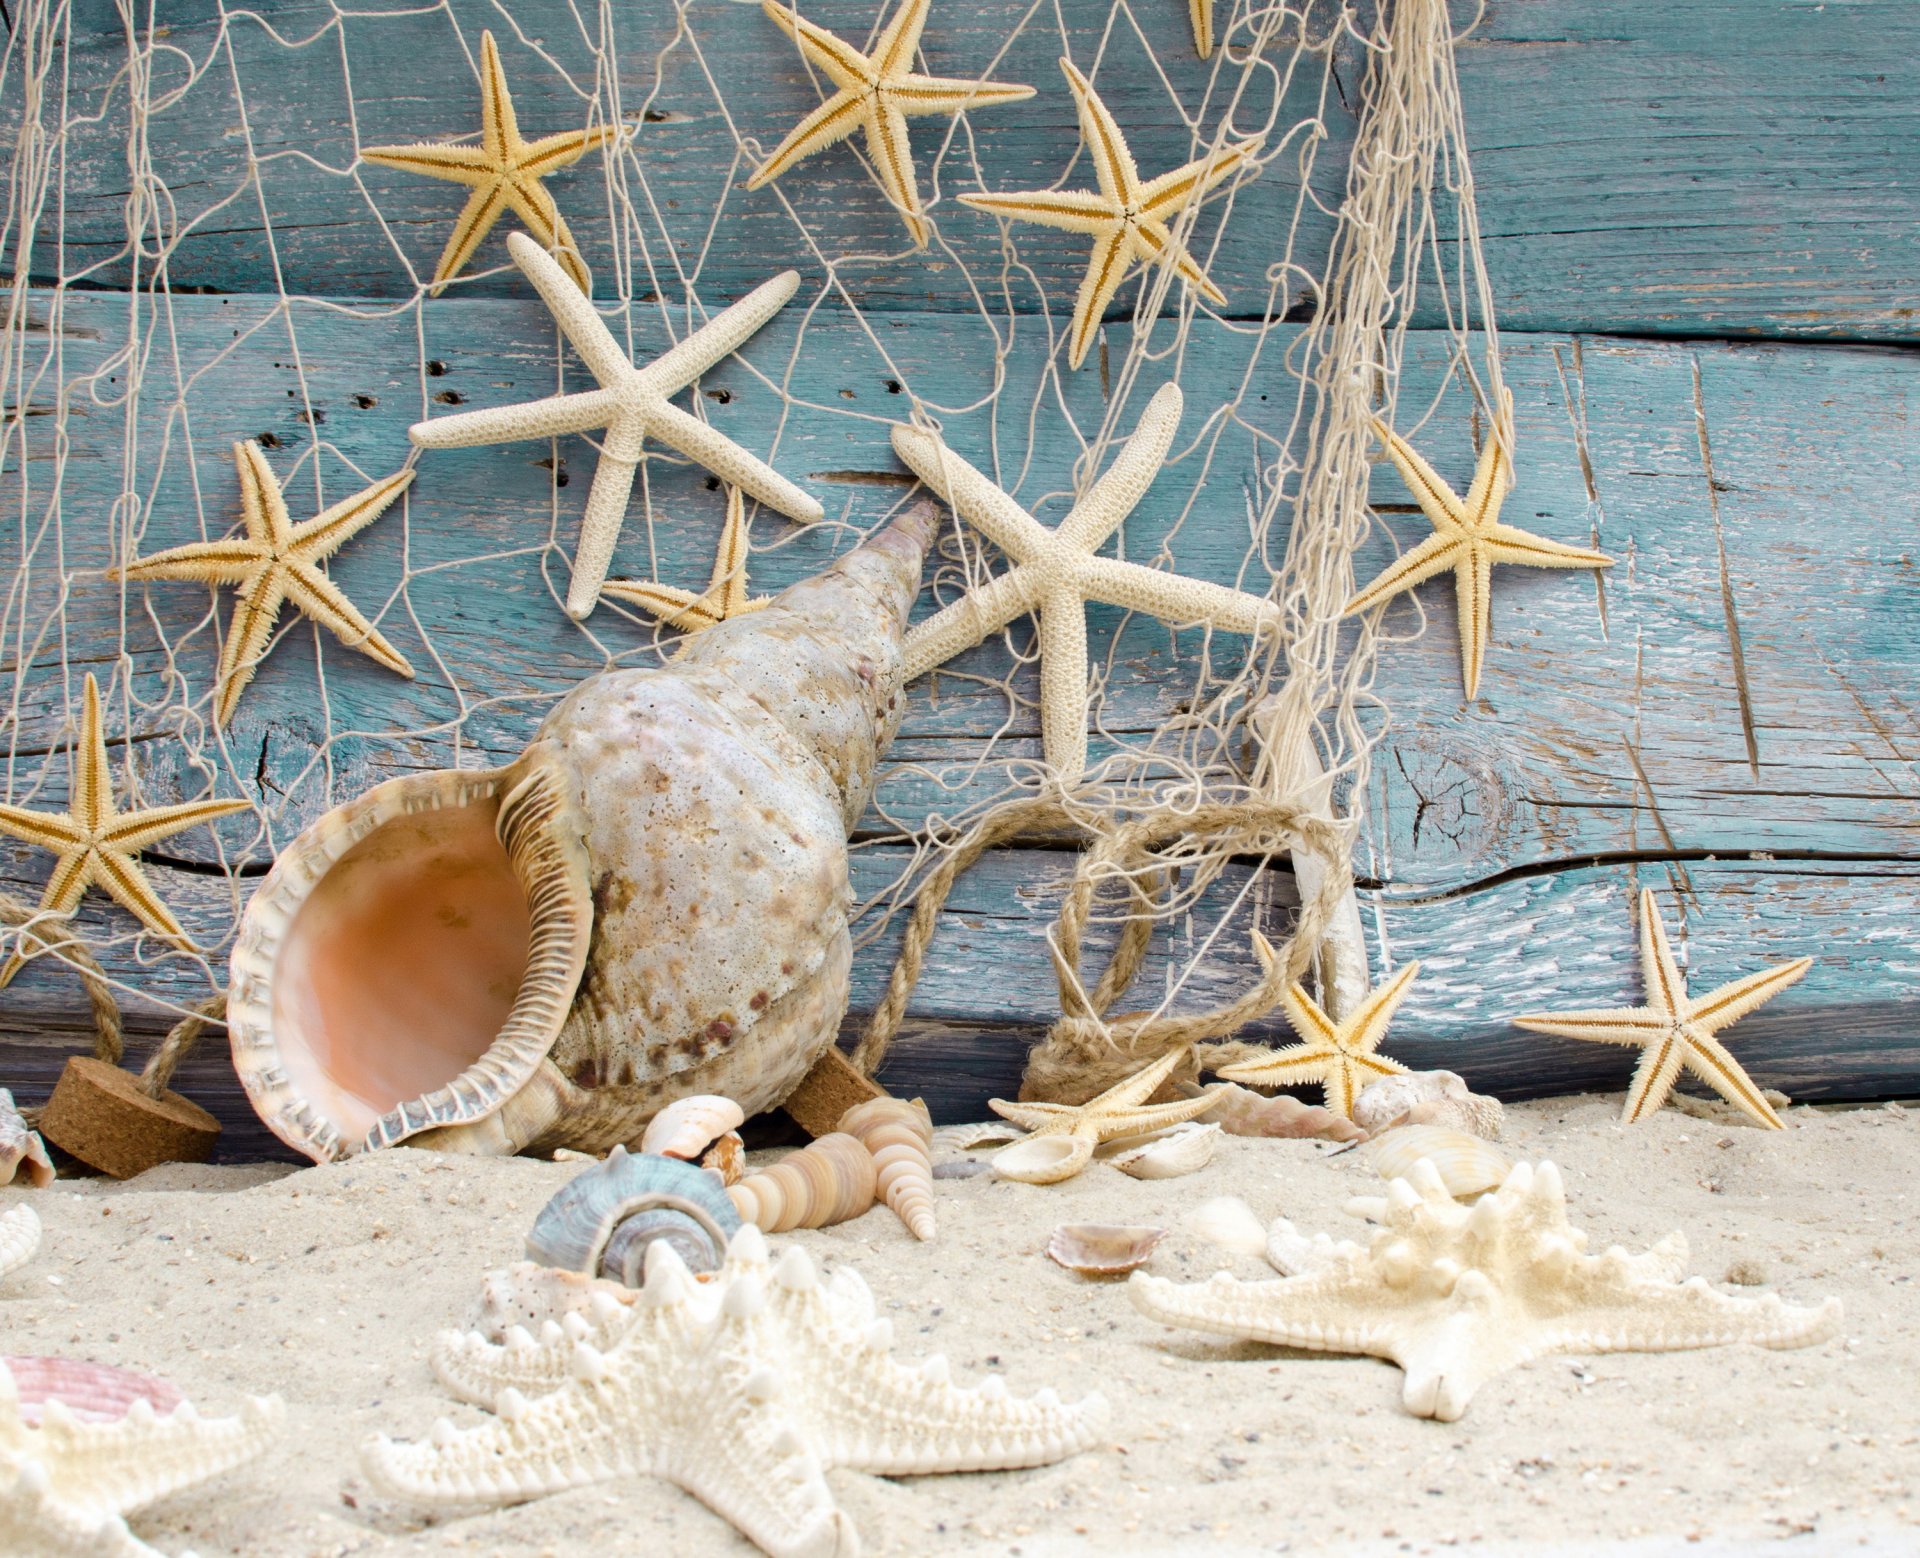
[2,1094,1915,1557]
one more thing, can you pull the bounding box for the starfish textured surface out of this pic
[116,443,415,727]
[0,1357,283,1558]
[1131,1157,1841,1421]
[1217,961,1419,1118]
[988,1044,1220,1182]
[1346,388,1612,699]
[1187,0,1217,57]
[0,675,250,988]
[894,382,1281,779]
[411,232,823,620]
[0,1205,40,1279]
[602,485,771,632]
[365,1226,1107,1558]
[748,0,1034,247]
[959,60,1261,369]
[361,30,624,294]
[1512,887,1808,1129]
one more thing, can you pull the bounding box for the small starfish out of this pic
[1346,388,1612,699]
[115,442,415,727]
[1216,961,1418,1118]
[1513,887,1808,1130]
[0,1356,283,1557]
[988,1044,1220,1182]
[0,675,250,988]
[366,1227,1107,1558]
[602,485,771,632]
[959,60,1262,369]
[1188,0,1217,57]
[411,231,823,620]
[747,0,1035,247]
[1131,1157,1841,1420]
[894,381,1281,779]
[360,30,625,295]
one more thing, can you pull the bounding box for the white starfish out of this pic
[1131,1158,1841,1422]
[365,1225,1108,1558]
[0,1205,40,1279]
[893,382,1281,779]
[410,231,824,620]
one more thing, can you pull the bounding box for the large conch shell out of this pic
[727,1131,877,1233]
[229,507,936,1161]
[839,1095,936,1240]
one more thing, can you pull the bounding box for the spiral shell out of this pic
[1367,1124,1511,1201]
[527,1147,744,1285]
[1108,1121,1220,1180]
[1353,1071,1504,1141]
[1189,1081,1366,1144]
[727,1131,876,1233]
[640,1095,746,1160]
[2,1356,184,1426]
[839,1095,936,1241]
[701,1130,746,1186]
[1046,1224,1166,1276]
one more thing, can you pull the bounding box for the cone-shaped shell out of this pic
[840,1095,936,1240]
[229,508,936,1161]
[727,1131,877,1232]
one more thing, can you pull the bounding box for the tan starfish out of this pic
[360,30,624,294]
[959,60,1261,370]
[987,1044,1219,1183]
[1217,961,1418,1118]
[602,485,770,632]
[114,443,414,727]
[1187,0,1217,57]
[893,381,1281,780]
[1513,887,1807,1130]
[1346,387,1612,699]
[0,675,250,988]
[748,0,1035,247]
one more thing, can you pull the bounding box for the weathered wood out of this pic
[12,0,1918,339]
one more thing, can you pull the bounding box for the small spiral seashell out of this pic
[1367,1124,1511,1201]
[1046,1224,1166,1276]
[839,1096,936,1241]
[1108,1121,1220,1180]
[700,1130,746,1186]
[728,1132,877,1232]
[527,1147,743,1286]
[1354,1071,1505,1141]
[641,1095,747,1160]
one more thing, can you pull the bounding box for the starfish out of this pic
[0,1206,39,1280]
[1346,387,1612,699]
[1131,1157,1841,1421]
[114,443,415,727]
[1188,0,1217,57]
[958,60,1262,369]
[360,30,624,295]
[0,1356,283,1557]
[365,1226,1107,1558]
[1216,961,1418,1119]
[411,231,823,620]
[0,675,250,988]
[602,484,771,632]
[987,1044,1221,1183]
[894,381,1281,779]
[1512,887,1808,1130]
[747,0,1035,248]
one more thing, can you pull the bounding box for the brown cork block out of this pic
[38,1055,220,1180]
[780,1045,884,1138]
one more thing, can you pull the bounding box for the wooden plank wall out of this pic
[1,0,1916,1157]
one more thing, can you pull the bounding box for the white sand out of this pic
[2,1095,1915,1557]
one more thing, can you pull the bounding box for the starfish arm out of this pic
[1138,136,1264,217]
[74,674,114,834]
[1188,0,1215,56]
[1510,1007,1670,1048]
[656,1401,855,1558]
[1687,957,1812,1034]
[986,1097,1081,1133]
[1619,1024,1692,1124]
[1131,216,1228,305]
[644,401,823,526]
[1215,1042,1341,1099]
[284,561,417,679]
[759,1,875,91]
[1537,1279,1840,1358]
[889,74,1037,116]
[1058,60,1141,207]
[641,270,803,398]
[871,0,933,78]
[504,185,592,294]
[1341,530,1463,616]
[746,90,870,188]
[1344,959,1422,1052]
[84,849,196,948]
[476,31,521,164]
[212,571,288,728]
[0,804,85,853]
[1279,980,1338,1045]
[409,386,624,450]
[30,1392,282,1519]
[100,797,252,854]
[289,470,414,557]
[1370,419,1468,536]
[427,181,510,292]
[709,486,756,614]
[957,188,1118,236]
[359,142,498,186]
[600,578,726,633]
[1455,542,1492,700]
[560,420,646,620]
[1066,226,1133,370]
[1678,1025,1786,1129]
[1036,586,1092,778]
[1084,1038,1194,1112]
[0,846,92,987]
[890,423,1056,559]
[1075,555,1280,638]
[1091,1093,1221,1139]
[113,538,268,586]
[1482,522,1613,571]
[235,441,293,553]
[1129,1268,1401,1365]
[863,103,931,245]
[1637,889,1687,1018]
[1056,380,1182,551]
[899,565,1047,680]
[517,121,625,177]
[504,232,632,386]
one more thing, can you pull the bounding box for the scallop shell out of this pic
[0,1203,40,1279]
[1108,1121,1220,1180]
[1,1356,184,1426]
[839,1095,936,1241]
[0,1089,53,1189]
[1046,1224,1167,1276]
[640,1095,747,1160]
[1367,1124,1512,1200]
[228,506,937,1161]
[727,1131,877,1233]
[991,1134,1094,1185]
[1353,1071,1504,1141]
[527,1146,744,1285]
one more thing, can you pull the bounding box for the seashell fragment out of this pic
[473,1261,639,1342]
[1187,1080,1366,1144]
[700,1130,746,1186]
[2,1355,183,1427]
[1108,1121,1221,1180]
[1047,1224,1167,1276]
[1354,1070,1504,1140]
[1367,1124,1511,1201]
[728,1131,877,1232]
[839,1095,936,1240]
[0,1204,40,1279]
[991,1133,1093,1185]
[641,1094,747,1160]
[0,1090,53,1188]
[528,1146,744,1285]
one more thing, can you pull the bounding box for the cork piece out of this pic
[38,1055,220,1179]
[780,1045,884,1138]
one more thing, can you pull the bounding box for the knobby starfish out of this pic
[1347,388,1612,699]
[0,1357,283,1558]
[115,442,415,727]
[894,381,1281,779]
[361,30,625,294]
[959,60,1261,369]
[1217,960,1418,1118]
[365,1227,1107,1558]
[1131,1157,1841,1421]
[602,484,770,632]
[748,0,1035,247]
[1513,887,1808,1130]
[0,1205,39,1279]
[411,231,823,620]
[0,676,249,988]
[987,1044,1220,1183]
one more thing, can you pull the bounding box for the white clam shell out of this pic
[1046,1224,1167,1276]
[1108,1121,1220,1180]
[991,1135,1094,1185]
[1367,1124,1511,1200]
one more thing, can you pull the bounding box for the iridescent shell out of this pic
[1046,1224,1167,1276]
[1,1356,183,1426]
[1108,1122,1220,1180]
[1353,1071,1504,1140]
[640,1095,747,1160]
[527,1147,744,1285]
[1367,1124,1511,1201]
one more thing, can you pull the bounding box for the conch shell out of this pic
[228,506,935,1160]
[839,1095,936,1240]
[727,1131,876,1233]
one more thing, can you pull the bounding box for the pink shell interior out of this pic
[5,1355,183,1426]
